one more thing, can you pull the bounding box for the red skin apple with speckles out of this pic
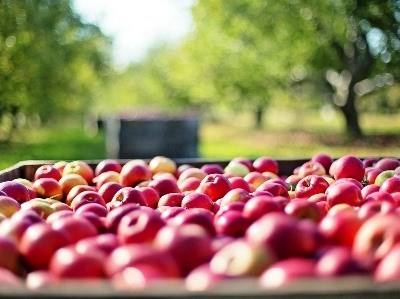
[169,208,215,236]
[50,246,105,278]
[154,224,213,275]
[295,175,329,199]
[158,193,184,208]
[34,165,61,181]
[311,154,333,172]
[197,174,232,202]
[329,155,364,182]
[253,157,278,174]
[118,209,165,244]
[326,182,362,208]
[70,191,106,211]
[243,196,281,222]
[95,159,122,176]
[98,182,122,204]
[119,161,152,187]
[19,223,69,270]
[181,192,214,211]
[0,181,30,203]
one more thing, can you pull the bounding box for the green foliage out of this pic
[0,0,111,129]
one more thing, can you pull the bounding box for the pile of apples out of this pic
[0,154,399,291]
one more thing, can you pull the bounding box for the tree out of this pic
[189,0,400,137]
[0,0,110,139]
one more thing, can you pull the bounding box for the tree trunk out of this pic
[254,104,265,130]
[338,88,363,138]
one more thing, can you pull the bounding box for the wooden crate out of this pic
[0,158,398,298]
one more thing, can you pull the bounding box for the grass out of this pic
[0,108,399,170]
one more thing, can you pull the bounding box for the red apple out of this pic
[380,176,400,194]
[316,246,363,277]
[0,196,20,217]
[246,213,310,259]
[176,164,193,177]
[224,161,250,177]
[98,182,122,204]
[365,168,383,185]
[110,187,147,208]
[95,159,122,176]
[219,188,251,208]
[65,185,95,206]
[228,177,251,192]
[284,199,322,222]
[244,172,268,189]
[32,178,63,201]
[158,193,184,208]
[117,209,165,244]
[105,203,141,233]
[106,243,180,277]
[93,171,120,189]
[70,191,106,211]
[201,164,224,175]
[0,210,43,243]
[149,178,180,197]
[363,157,378,168]
[178,177,201,192]
[253,157,278,174]
[63,161,94,184]
[325,182,362,208]
[259,258,316,288]
[358,200,395,221]
[214,210,249,237]
[119,161,152,187]
[181,192,214,211]
[135,186,159,208]
[333,178,363,190]
[361,184,380,199]
[178,168,207,182]
[46,210,74,224]
[375,158,400,171]
[353,214,400,266]
[19,223,69,269]
[319,211,362,247]
[329,155,364,182]
[169,208,215,236]
[154,224,213,275]
[311,153,333,172]
[34,165,61,181]
[365,191,394,203]
[59,174,87,196]
[197,174,231,202]
[295,175,329,199]
[243,196,281,222]
[50,246,104,278]
[0,181,30,203]
[76,233,119,256]
[160,206,185,221]
[75,202,107,217]
[256,182,289,198]
[298,161,326,178]
[51,216,97,244]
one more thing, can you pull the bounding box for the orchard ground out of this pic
[1,108,399,169]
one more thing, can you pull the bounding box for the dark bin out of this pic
[105,116,199,159]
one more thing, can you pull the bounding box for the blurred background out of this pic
[0,0,399,168]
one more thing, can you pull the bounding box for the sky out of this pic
[73,0,194,67]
